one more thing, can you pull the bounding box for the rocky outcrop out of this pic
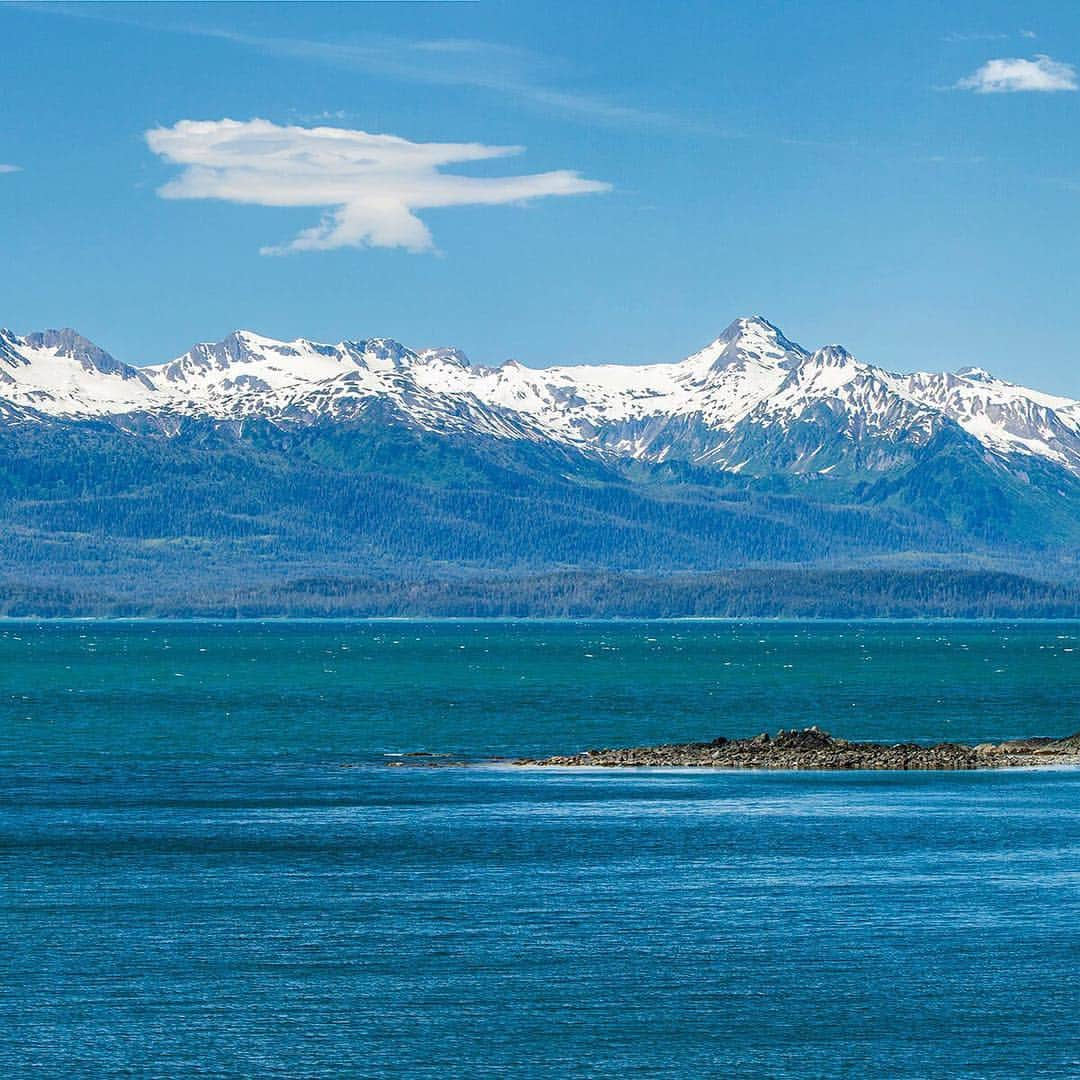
[514,726,1080,770]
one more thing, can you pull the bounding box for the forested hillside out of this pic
[0,418,1077,617]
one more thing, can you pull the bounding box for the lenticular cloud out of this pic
[145,118,610,254]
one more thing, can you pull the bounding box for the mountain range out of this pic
[1,316,1078,616]
[3,316,1080,476]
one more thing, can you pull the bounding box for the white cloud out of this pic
[955,54,1077,93]
[25,4,709,133]
[0,164,21,174]
[145,118,610,255]
[1020,30,1038,40]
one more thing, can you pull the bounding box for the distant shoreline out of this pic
[4,569,1080,621]
[4,616,1080,625]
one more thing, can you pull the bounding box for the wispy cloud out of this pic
[923,153,987,165]
[945,31,1010,43]
[10,3,715,134]
[145,118,610,255]
[0,164,21,173]
[955,54,1078,93]
[292,109,349,124]
[204,31,721,134]
[945,30,1039,43]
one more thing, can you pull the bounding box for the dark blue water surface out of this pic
[1,622,1078,1077]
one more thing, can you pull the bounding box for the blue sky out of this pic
[3,1,1080,394]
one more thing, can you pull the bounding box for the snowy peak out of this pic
[14,328,152,386]
[157,330,321,377]
[0,327,157,414]
[686,316,808,376]
[22,328,128,376]
[344,337,417,371]
[147,332,418,406]
[1,315,1078,476]
[900,366,1080,469]
[417,347,469,369]
[777,344,870,395]
[956,365,994,383]
[0,329,29,371]
[713,315,802,353]
[809,344,857,368]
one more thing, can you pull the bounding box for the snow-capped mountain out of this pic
[0,327,156,417]
[2,316,1079,477]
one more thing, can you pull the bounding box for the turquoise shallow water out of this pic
[1,621,1078,1077]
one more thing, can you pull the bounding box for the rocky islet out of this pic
[512,726,1080,770]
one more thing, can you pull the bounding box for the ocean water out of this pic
[1,621,1078,1077]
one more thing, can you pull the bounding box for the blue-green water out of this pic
[1,622,1078,1077]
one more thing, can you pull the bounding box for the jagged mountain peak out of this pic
[684,315,808,377]
[1,315,1078,478]
[22,328,129,376]
[11,327,154,392]
[809,344,858,366]
[955,365,995,383]
[417,347,470,369]
[718,315,805,355]
[773,345,879,394]
[222,329,306,357]
[0,328,28,369]
[715,315,789,343]
[348,337,416,368]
